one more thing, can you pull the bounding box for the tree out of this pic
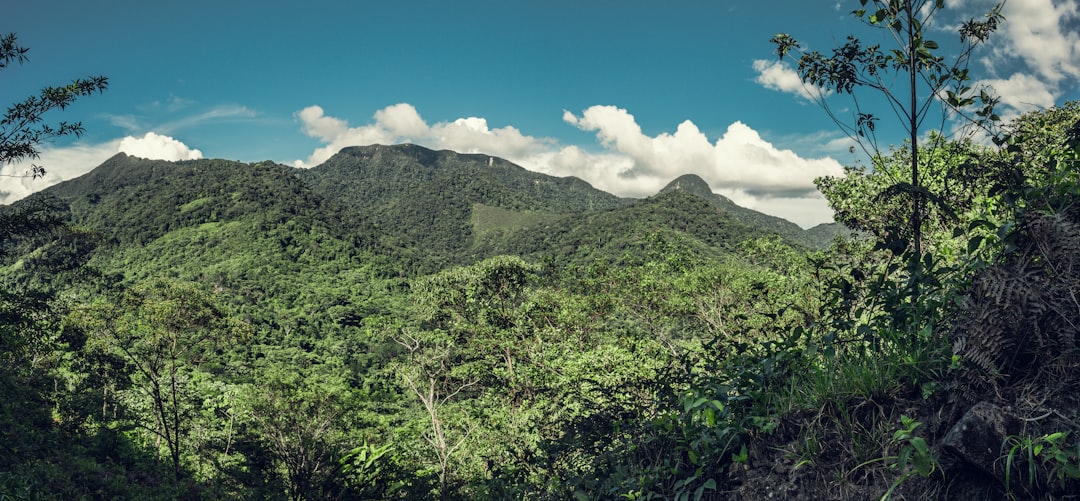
[394,327,478,498]
[771,0,1003,256]
[79,280,241,478]
[0,33,111,498]
[1,32,108,172]
[410,255,539,382]
[815,132,1004,254]
[246,373,347,501]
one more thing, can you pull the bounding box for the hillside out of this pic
[15,153,401,322]
[5,147,834,325]
[301,144,624,214]
[470,189,772,264]
[296,145,841,265]
[13,146,846,281]
[20,141,1059,501]
[298,144,629,265]
[659,174,849,248]
[42,153,340,246]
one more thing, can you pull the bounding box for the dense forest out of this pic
[3,3,1080,497]
[2,100,1079,499]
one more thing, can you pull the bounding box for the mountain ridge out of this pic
[12,144,846,277]
[659,173,846,248]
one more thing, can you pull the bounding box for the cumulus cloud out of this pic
[992,0,1080,86]
[296,104,844,227]
[293,103,553,168]
[962,0,1080,115]
[119,132,203,161]
[752,59,827,101]
[979,72,1057,114]
[758,1,1079,124]
[560,106,842,193]
[557,105,844,227]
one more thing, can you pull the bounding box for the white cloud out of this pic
[293,103,553,168]
[993,0,1080,86]
[119,132,203,161]
[958,0,1080,114]
[561,105,843,195]
[752,59,828,101]
[296,103,844,227]
[374,103,429,137]
[761,1,1079,127]
[717,188,839,229]
[558,106,843,226]
[979,72,1057,114]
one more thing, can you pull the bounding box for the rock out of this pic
[941,401,1020,486]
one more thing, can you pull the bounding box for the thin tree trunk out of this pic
[907,0,922,258]
[169,336,183,479]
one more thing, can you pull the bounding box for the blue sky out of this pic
[4,0,1079,227]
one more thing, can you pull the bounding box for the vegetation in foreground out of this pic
[1,101,1076,500]
[3,7,1080,499]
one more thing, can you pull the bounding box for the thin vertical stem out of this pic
[907,0,922,259]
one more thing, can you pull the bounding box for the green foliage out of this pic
[996,101,1080,217]
[816,133,1008,257]
[774,0,1004,258]
[338,440,398,499]
[74,279,245,478]
[244,371,350,500]
[1004,432,1080,498]
[4,102,1079,500]
[470,203,564,239]
[807,126,1019,406]
[881,416,936,500]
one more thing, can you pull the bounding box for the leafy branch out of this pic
[771,0,1004,257]
[1,33,109,168]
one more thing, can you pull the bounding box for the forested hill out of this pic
[22,144,840,276]
[297,144,843,257]
[659,174,847,248]
[41,153,345,247]
[20,153,401,318]
[301,144,625,215]
[470,188,774,264]
[6,103,1080,500]
[297,144,629,264]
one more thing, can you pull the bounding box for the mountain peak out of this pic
[660,174,715,199]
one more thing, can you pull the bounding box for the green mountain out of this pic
[41,153,335,247]
[297,144,628,267]
[18,153,399,321]
[296,145,841,266]
[659,173,848,248]
[13,144,843,284]
[471,188,772,265]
